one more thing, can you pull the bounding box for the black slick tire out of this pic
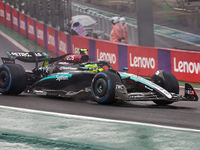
[151,70,179,105]
[0,64,27,95]
[91,71,121,104]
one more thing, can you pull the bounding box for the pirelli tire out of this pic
[91,71,121,104]
[0,64,27,95]
[151,70,179,106]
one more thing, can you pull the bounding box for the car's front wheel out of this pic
[91,71,121,104]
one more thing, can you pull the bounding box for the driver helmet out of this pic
[85,64,104,73]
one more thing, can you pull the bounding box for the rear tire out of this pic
[0,64,27,95]
[91,71,121,104]
[151,70,179,105]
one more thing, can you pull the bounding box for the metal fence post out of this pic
[58,0,65,31]
[50,0,56,28]
[24,0,29,15]
[30,0,36,18]
[43,0,49,24]
[136,0,155,47]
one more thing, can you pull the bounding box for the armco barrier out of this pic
[0,1,200,83]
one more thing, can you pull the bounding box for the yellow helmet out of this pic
[85,64,104,73]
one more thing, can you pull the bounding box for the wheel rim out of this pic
[98,83,103,92]
[94,78,107,97]
[0,70,9,88]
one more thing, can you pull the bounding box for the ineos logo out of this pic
[64,55,75,61]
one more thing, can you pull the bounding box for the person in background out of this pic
[119,17,128,44]
[180,0,190,5]
[110,17,125,43]
[70,20,89,36]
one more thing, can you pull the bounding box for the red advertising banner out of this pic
[27,16,35,42]
[19,12,26,37]
[0,1,5,25]
[47,26,56,53]
[171,50,200,83]
[12,8,18,32]
[5,4,11,28]
[128,46,158,77]
[96,40,118,70]
[57,31,68,55]
[70,36,90,55]
[36,21,45,48]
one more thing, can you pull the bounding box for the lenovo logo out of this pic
[174,57,200,74]
[129,53,155,69]
[97,49,116,64]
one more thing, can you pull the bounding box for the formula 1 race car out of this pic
[0,49,198,105]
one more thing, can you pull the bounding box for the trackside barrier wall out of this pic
[0,2,200,83]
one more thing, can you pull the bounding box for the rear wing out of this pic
[1,52,49,64]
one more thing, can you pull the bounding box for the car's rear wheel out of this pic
[0,64,27,95]
[91,71,121,104]
[151,70,179,105]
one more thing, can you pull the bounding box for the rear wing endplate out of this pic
[184,83,198,101]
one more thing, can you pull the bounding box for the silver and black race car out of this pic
[0,49,198,105]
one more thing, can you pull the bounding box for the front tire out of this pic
[0,64,27,95]
[91,71,121,104]
[151,70,179,105]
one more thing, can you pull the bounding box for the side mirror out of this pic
[122,67,128,71]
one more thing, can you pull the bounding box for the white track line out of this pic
[0,105,200,133]
[0,30,29,52]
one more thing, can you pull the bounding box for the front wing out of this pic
[115,83,198,102]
